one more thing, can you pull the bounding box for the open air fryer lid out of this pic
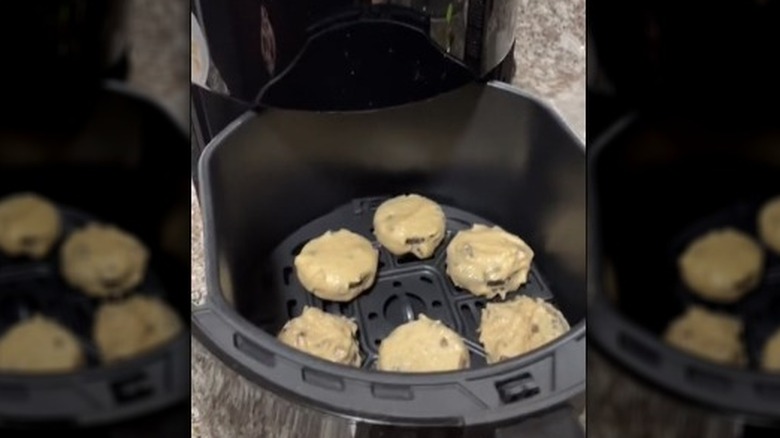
[192,0,519,111]
[588,0,780,114]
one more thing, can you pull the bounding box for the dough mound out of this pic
[758,196,780,254]
[446,224,534,299]
[479,296,570,364]
[377,314,469,373]
[663,306,746,367]
[61,223,149,298]
[278,306,361,366]
[93,295,183,363]
[761,328,780,372]
[294,229,379,302]
[0,193,61,259]
[373,194,446,259]
[678,228,764,303]
[0,315,83,373]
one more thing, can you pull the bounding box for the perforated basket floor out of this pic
[260,196,559,370]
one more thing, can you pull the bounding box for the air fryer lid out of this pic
[193,0,490,110]
[588,114,780,423]
[193,82,586,433]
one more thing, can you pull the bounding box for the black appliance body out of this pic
[0,1,130,130]
[191,0,520,148]
[588,0,780,435]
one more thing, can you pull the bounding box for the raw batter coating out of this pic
[758,196,780,254]
[446,224,534,299]
[294,229,379,302]
[663,306,747,367]
[761,328,780,372]
[678,228,764,303]
[61,223,149,298]
[0,193,61,259]
[479,296,570,364]
[377,314,469,373]
[0,315,84,373]
[373,194,446,259]
[277,306,361,366]
[93,295,183,363]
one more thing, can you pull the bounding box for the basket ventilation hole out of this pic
[460,304,476,329]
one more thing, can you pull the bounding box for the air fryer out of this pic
[192,81,586,437]
[0,1,130,132]
[588,0,780,435]
[0,2,189,433]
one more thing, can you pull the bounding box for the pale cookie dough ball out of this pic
[93,295,183,363]
[678,228,764,303]
[758,196,780,254]
[479,296,570,364]
[761,328,780,372]
[0,315,84,373]
[446,224,534,299]
[294,229,379,302]
[278,306,361,366]
[0,193,61,259]
[373,194,446,259]
[377,315,469,373]
[61,223,149,298]
[663,306,747,367]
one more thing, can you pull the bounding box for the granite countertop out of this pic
[126,0,189,127]
[189,1,584,436]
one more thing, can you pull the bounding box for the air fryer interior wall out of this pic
[195,83,585,431]
[589,112,780,421]
[0,82,190,428]
[205,83,585,328]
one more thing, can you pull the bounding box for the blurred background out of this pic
[588,1,780,436]
[0,0,189,436]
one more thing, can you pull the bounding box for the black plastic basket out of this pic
[192,82,586,437]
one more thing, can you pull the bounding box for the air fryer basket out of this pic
[193,82,585,436]
[588,113,780,426]
[0,205,169,369]
[0,82,190,429]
